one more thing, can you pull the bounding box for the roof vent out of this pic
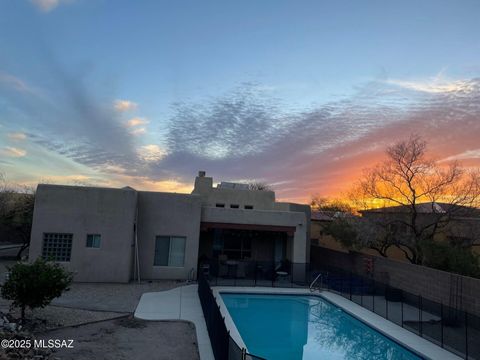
[198,171,206,177]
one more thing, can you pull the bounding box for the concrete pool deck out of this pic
[134,284,460,360]
[134,284,214,360]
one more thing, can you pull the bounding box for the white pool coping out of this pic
[212,286,461,360]
[134,284,214,360]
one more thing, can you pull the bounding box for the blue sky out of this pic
[1,0,480,201]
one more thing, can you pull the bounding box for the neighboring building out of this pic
[310,203,480,261]
[310,211,347,252]
[28,172,310,282]
[360,202,480,255]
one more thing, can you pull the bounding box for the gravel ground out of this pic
[50,281,184,312]
[31,306,127,332]
[0,260,201,359]
[0,279,185,314]
[38,317,200,360]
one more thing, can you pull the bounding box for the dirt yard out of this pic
[37,317,200,360]
[0,258,200,360]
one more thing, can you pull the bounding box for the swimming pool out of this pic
[221,293,421,360]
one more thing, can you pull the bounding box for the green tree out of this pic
[1,258,73,322]
[422,240,480,278]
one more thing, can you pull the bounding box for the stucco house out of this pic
[28,172,310,283]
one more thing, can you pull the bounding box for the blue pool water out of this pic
[221,293,421,360]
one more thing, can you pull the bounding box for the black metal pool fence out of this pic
[197,272,266,360]
[199,260,480,359]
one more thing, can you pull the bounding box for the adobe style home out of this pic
[28,172,310,282]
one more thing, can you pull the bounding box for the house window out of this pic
[86,234,101,248]
[42,233,73,262]
[244,205,253,210]
[230,204,239,209]
[154,236,186,267]
[216,203,225,208]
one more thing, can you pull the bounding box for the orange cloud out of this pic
[126,117,149,127]
[1,147,27,158]
[114,99,138,112]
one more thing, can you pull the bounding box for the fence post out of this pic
[360,276,363,306]
[303,263,305,287]
[465,311,468,359]
[440,302,444,348]
[291,262,294,288]
[241,348,247,360]
[419,295,423,337]
[386,292,389,320]
[272,261,274,287]
[349,271,352,301]
[254,261,257,287]
[401,298,404,328]
[372,280,375,313]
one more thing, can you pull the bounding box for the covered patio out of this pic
[198,222,308,285]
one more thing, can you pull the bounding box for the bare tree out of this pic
[344,135,480,264]
[310,196,355,214]
[0,172,35,259]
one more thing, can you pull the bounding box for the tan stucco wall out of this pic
[311,220,347,253]
[29,185,137,283]
[136,191,202,280]
[284,203,311,261]
[310,219,419,261]
[29,176,312,282]
[192,176,276,210]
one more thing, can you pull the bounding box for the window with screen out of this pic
[86,234,101,248]
[42,233,73,262]
[154,236,186,267]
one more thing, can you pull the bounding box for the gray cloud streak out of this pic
[3,71,480,200]
[153,79,480,199]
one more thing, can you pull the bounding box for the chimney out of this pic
[193,171,212,194]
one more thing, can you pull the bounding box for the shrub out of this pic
[1,258,73,322]
[422,240,480,278]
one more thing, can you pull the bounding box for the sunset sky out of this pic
[1,0,479,203]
